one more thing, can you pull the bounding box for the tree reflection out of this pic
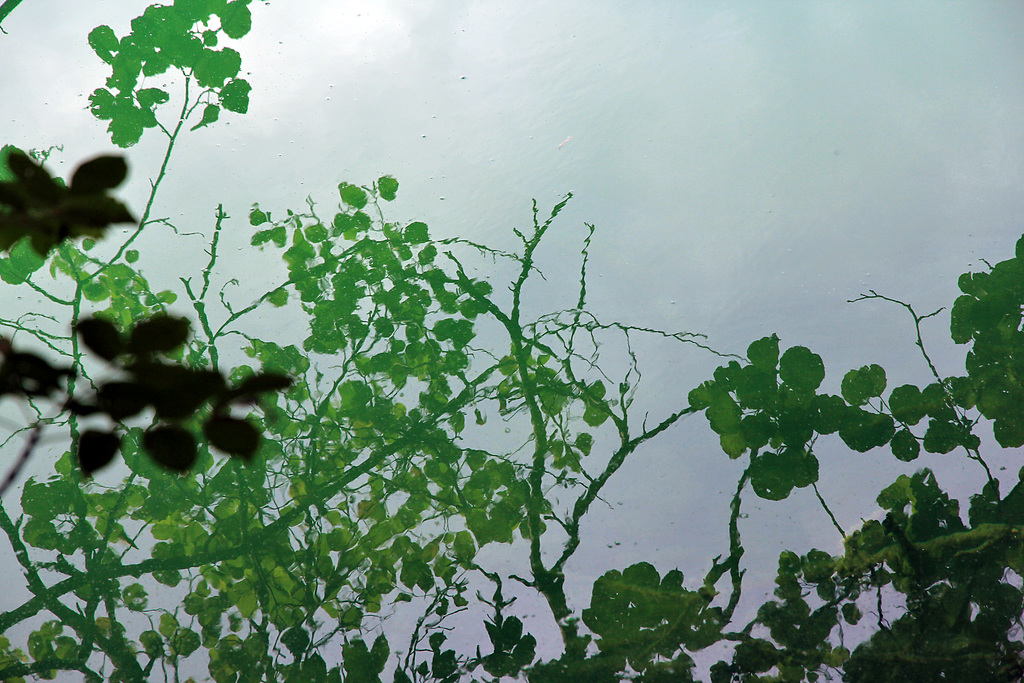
[2,2,1024,681]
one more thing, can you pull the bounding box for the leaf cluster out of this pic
[70,314,290,474]
[951,234,1024,448]
[88,0,258,146]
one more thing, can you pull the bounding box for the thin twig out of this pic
[0,422,42,498]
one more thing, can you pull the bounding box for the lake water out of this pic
[3,1,1024,681]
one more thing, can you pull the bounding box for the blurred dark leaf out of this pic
[98,381,151,420]
[231,372,292,398]
[128,315,190,355]
[69,156,128,195]
[78,430,121,476]
[77,317,123,360]
[143,426,197,473]
[203,416,259,459]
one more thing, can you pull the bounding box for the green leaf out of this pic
[378,176,399,201]
[812,394,846,435]
[779,346,825,392]
[220,78,251,114]
[405,221,429,244]
[747,334,780,371]
[221,0,253,39]
[158,613,178,639]
[994,417,1024,449]
[719,431,747,459]
[838,408,895,452]
[923,415,963,453]
[190,103,221,131]
[267,287,288,306]
[137,88,171,110]
[453,530,476,562]
[705,389,741,435]
[338,182,368,209]
[89,89,151,148]
[748,447,819,501]
[734,639,780,674]
[890,428,920,462]
[88,25,120,62]
[170,628,200,657]
[193,47,242,88]
[0,237,46,284]
[281,626,309,656]
[582,403,609,427]
[249,205,269,225]
[888,384,928,425]
[840,364,886,406]
[305,223,328,243]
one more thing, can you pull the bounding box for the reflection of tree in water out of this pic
[2,2,1024,681]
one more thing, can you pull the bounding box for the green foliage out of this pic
[4,1,1024,681]
[688,339,836,500]
[951,235,1024,447]
[582,562,719,673]
[88,0,261,147]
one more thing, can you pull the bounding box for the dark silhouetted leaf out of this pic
[128,315,190,355]
[98,381,151,420]
[203,416,259,459]
[78,430,121,476]
[69,156,128,195]
[7,152,62,205]
[136,364,224,419]
[1,352,70,396]
[233,372,292,397]
[143,426,197,473]
[77,317,124,361]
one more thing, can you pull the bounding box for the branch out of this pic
[0,0,25,32]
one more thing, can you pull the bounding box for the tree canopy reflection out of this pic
[2,2,1024,681]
